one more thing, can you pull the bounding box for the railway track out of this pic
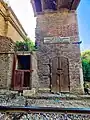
[0,107,90,120]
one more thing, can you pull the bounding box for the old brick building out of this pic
[31,0,84,94]
[0,0,84,94]
[0,0,26,89]
[0,0,38,91]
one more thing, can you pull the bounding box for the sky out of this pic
[8,0,90,51]
[9,0,36,41]
[77,0,90,51]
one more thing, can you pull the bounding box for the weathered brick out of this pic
[35,9,84,94]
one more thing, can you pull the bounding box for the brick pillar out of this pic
[35,9,84,94]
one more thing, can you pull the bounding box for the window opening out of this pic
[17,55,30,70]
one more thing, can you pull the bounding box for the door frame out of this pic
[11,54,32,90]
[50,56,70,93]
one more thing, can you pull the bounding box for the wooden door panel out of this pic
[51,57,70,93]
[56,75,60,92]
[51,58,58,92]
[60,57,69,92]
[14,71,24,90]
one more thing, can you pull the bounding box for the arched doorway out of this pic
[51,57,70,93]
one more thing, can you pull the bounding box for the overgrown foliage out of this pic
[15,37,37,52]
[81,50,90,82]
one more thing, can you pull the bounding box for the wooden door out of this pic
[13,70,24,90]
[12,55,32,90]
[51,57,70,93]
[51,57,58,92]
[60,57,70,92]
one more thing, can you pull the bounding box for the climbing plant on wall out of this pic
[15,37,37,52]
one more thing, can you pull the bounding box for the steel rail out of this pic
[0,106,90,114]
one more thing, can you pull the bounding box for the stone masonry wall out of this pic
[0,36,14,88]
[36,9,83,94]
[6,54,13,88]
[0,54,9,88]
[0,36,14,52]
[0,54,13,89]
[31,52,39,89]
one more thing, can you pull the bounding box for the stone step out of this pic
[25,92,90,100]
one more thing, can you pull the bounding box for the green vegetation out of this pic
[81,50,90,82]
[15,37,37,52]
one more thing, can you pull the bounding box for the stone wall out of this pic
[0,35,39,90]
[0,0,27,42]
[0,36,14,88]
[0,36,14,52]
[31,52,39,89]
[36,10,78,37]
[0,54,9,88]
[0,54,13,89]
[7,54,13,88]
[35,9,84,94]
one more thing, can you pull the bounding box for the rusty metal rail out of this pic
[0,106,90,114]
[0,106,90,120]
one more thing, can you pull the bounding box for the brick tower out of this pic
[31,0,84,94]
